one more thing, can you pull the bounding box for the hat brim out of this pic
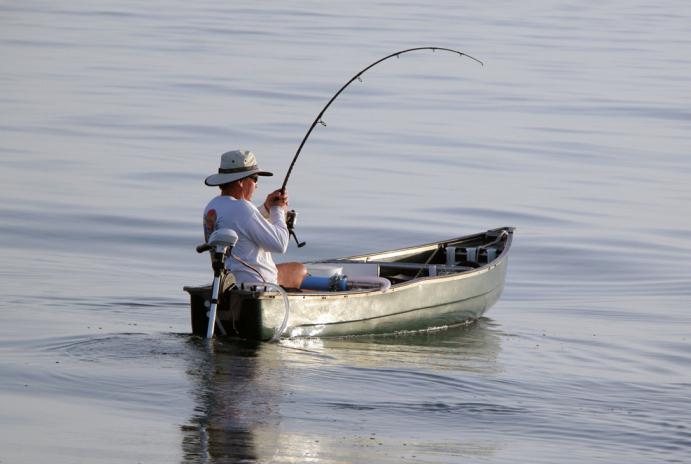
[205,168,273,186]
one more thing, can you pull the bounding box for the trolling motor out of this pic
[196,228,238,338]
[286,209,306,248]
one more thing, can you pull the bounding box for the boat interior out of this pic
[307,228,511,287]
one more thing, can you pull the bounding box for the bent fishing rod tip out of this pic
[459,52,484,66]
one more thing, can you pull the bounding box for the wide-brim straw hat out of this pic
[204,149,273,186]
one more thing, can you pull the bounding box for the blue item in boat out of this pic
[302,275,348,291]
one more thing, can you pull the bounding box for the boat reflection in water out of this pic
[181,319,504,462]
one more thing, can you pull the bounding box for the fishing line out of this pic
[280,47,483,192]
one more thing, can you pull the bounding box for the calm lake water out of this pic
[2,1,690,463]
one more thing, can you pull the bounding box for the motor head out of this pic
[196,228,238,254]
[208,228,238,249]
[196,228,239,274]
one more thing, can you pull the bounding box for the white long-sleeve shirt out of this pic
[203,195,288,284]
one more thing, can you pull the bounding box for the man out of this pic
[203,149,306,288]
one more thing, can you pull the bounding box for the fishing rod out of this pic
[281,47,483,248]
[280,47,483,192]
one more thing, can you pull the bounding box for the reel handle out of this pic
[291,230,306,248]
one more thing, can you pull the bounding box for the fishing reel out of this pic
[286,209,306,248]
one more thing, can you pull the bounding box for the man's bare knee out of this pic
[277,262,307,288]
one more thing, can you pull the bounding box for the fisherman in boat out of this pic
[203,149,307,288]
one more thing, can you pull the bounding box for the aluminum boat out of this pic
[184,227,514,341]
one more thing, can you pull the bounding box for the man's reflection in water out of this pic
[181,339,282,463]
